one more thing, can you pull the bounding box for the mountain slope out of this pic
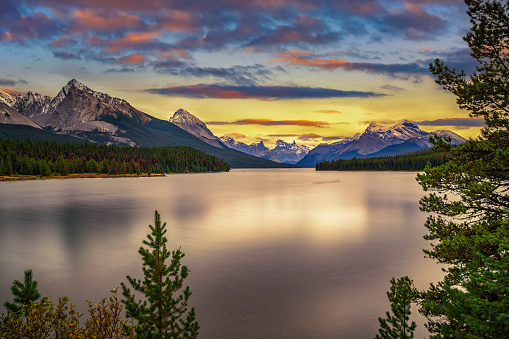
[0,102,42,129]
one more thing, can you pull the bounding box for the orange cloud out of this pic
[0,88,23,95]
[208,118,330,128]
[72,9,145,32]
[283,50,313,56]
[270,53,352,70]
[314,109,342,114]
[106,31,162,52]
[420,46,433,50]
[224,132,246,139]
[115,53,145,65]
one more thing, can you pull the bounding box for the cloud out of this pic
[146,84,384,99]
[86,32,163,53]
[268,134,300,137]
[0,88,24,95]
[322,136,343,141]
[49,36,77,48]
[270,51,429,80]
[298,133,323,140]
[115,53,145,64]
[105,67,136,73]
[376,3,448,40]
[359,120,396,125]
[207,119,330,128]
[380,84,404,92]
[420,47,477,75]
[224,132,246,139]
[416,118,485,127]
[314,109,342,114]
[154,64,274,86]
[0,78,27,86]
[0,11,61,42]
[70,9,146,33]
[53,51,82,60]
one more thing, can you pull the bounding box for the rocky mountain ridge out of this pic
[297,120,466,167]
[220,136,310,164]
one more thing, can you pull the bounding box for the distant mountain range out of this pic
[0,80,296,168]
[220,137,311,164]
[297,120,466,167]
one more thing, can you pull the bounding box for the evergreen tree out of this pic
[375,276,417,339]
[121,211,199,338]
[417,0,509,336]
[4,269,41,317]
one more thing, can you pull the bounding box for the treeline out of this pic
[0,139,230,176]
[315,149,448,171]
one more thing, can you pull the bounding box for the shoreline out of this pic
[0,173,165,181]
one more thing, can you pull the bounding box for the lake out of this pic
[0,169,442,338]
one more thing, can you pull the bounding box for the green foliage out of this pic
[375,276,418,339]
[4,269,41,316]
[0,138,230,176]
[416,0,509,337]
[121,211,199,338]
[316,149,449,171]
[0,289,136,338]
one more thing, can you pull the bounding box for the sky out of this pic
[0,0,485,147]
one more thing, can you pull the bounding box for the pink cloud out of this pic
[115,53,145,65]
[71,9,145,33]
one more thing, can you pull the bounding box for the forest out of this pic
[315,149,448,171]
[0,138,230,177]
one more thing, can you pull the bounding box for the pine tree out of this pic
[375,276,417,339]
[417,0,509,336]
[4,269,41,317]
[121,211,199,338]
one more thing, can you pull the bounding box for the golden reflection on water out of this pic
[0,169,442,338]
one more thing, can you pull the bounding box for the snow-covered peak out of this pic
[169,108,223,147]
[365,122,388,133]
[169,108,203,125]
[431,130,467,145]
[0,89,16,107]
[363,120,427,141]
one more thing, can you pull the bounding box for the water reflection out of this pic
[0,169,442,338]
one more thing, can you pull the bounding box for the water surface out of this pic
[0,169,442,338]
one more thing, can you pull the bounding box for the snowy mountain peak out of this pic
[222,136,310,164]
[169,108,223,148]
[0,89,16,107]
[170,108,202,125]
[65,78,87,90]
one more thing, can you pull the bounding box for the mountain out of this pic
[169,108,225,148]
[220,136,310,164]
[0,102,42,129]
[0,79,296,168]
[0,89,42,129]
[13,91,52,119]
[297,120,466,167]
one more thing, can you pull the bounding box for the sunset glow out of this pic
[0,0,481,146]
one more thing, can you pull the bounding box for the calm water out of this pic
[0,169,442,338]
